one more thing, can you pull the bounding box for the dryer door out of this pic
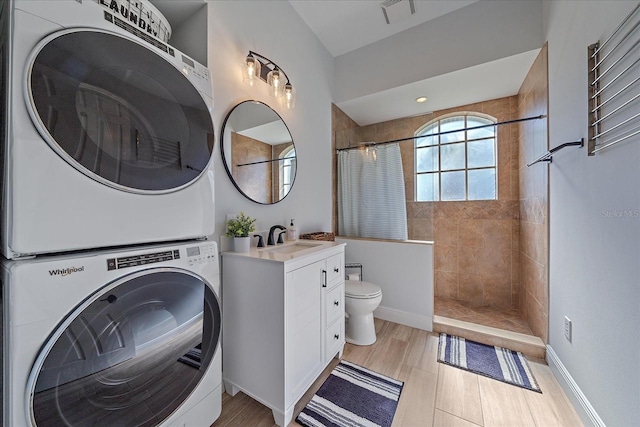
[26,29,214,194]
[28,268,221,427]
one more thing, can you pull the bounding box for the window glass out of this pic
[468,169,496,200]
[440,142,465,171]
[439,117,465,143]
[416,146,438,173]
[467,117,495,140]
[416,173,439,202]
[468,139,495,168]
[441,171,466,201]
[415,113,497,202]
[416,125,438,147]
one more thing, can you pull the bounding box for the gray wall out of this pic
[544,1,640,425]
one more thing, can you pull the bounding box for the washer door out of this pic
[28,268,221,426]
[26,29,214,193]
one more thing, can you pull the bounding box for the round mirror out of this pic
[221,100,296,204]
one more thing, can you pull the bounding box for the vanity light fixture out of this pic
[243,51,295,109]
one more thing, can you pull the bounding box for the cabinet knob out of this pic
[334,267,339,273]
[334,300,339,306]
[334,334,340,340]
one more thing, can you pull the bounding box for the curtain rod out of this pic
[335,114,546,152]
[236,156,296,168]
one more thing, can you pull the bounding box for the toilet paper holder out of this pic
[345,262,363,281]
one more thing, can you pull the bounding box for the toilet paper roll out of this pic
[348,274,360,281]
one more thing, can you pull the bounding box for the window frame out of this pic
[414,112,498,202]
[279,145,295,199]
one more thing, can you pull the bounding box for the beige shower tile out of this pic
[435,245,458,272]
[459,219,483,247]
[483,220,512,251]
[413,201,434,218]
[483,273,512,309]
[458,246,483,273]
[458,273,484,305]
[434,219,459,245]
[410,218,434,241]
[435,271,458,299]
[480,246,511,277]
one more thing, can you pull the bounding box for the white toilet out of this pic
[344,280,383,345]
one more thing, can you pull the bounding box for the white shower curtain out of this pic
[338,143,408,240]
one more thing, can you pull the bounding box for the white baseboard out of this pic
[546,345,605,427]
[373,306,432,331]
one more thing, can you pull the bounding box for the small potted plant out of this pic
[225,212,256,252]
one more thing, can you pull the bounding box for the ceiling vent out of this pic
[380,0,415,25]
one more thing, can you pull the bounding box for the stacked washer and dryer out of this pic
[1,1,221,426]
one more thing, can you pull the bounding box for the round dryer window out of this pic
[26,30,215,193]
[27,269,221,426]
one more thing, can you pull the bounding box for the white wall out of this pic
[205,1,335,242]
[336,238,433,331]
[544,1,640,425]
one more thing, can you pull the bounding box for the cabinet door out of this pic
[285,260,323,404]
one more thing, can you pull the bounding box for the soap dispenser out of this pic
[286,219,298,241]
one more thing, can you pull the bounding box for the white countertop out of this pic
[222,240,345,263]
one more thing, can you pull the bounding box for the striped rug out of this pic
[438,333,541,393]
[296,360,403,427]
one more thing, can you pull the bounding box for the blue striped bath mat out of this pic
[438,333,541,393]
[296,360,404,427]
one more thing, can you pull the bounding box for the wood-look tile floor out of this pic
[212,319,583,426]
[434,297,534,336]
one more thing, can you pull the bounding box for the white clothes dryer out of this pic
[1,0,216,259]
[1,240,222,426]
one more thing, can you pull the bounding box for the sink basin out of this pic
[260,241,325,255]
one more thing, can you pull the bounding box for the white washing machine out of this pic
[1,240,222,426]
[1,0,216,259]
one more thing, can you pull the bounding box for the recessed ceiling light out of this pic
[416,96,428,103]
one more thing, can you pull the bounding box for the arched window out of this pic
[415,113,497,201]
[279,146,295,199]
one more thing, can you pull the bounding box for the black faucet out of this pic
[268,225,286,245]
[253,234,265,248]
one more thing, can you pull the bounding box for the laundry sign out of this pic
[98,0,170,42]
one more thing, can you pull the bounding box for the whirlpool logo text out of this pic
[49,266,85,277]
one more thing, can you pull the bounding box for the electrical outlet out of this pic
[564,316,572,341]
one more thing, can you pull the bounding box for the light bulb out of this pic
[243,56,260,86]
[268,69,284,97]
[281,83,295,109]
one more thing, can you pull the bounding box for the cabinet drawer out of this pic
[325,282,344,326]
[326,253,344,284]
[325,318,344,361]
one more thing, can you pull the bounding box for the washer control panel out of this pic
[106,243,217,271]
[107,249,180,270]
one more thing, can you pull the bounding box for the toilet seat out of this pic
[345,280,382,299]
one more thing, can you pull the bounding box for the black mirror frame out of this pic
[220,100,296,205]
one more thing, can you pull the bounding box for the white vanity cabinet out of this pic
[221,242,345,427]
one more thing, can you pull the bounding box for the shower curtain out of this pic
[338,143,408,240]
